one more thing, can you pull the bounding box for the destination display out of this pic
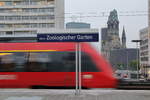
[37,33,99,42]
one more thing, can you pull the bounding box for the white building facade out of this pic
[0,0,64,36]
[140,27,150,78]
[138,0,150,79]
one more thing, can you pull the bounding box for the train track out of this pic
[117,80,150,90]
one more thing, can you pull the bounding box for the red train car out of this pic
[0,42,118,88]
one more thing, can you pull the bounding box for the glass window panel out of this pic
[0,16,4,20]
[5,2,12,6]
[0,52,100,72]
[22,16,29,20]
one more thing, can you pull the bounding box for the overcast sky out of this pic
[65,0,148,49]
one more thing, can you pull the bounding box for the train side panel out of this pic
[0,42,118,88]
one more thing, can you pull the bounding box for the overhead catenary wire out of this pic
[63,11,148,19]
[64,14,148,18]
[52,10,148,23]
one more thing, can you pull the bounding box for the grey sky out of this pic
[65,0,148,48]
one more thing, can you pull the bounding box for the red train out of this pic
[0,42,118,88]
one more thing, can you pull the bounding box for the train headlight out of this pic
[148,71,150,75]
[83,74,93,79]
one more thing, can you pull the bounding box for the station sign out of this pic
[37,33,99,42]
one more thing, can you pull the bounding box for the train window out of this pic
[13,52,28,72]
[46,52,75,72]
[81,53,100,72]
[0,51,99,72]
[25,53,50,72]
[0,53,15,72]
[0,53,27,72]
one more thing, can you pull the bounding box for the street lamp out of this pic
[131,40,142,80]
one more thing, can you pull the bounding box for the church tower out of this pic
[107,9,121,50]
[101,9,122,61]
[122,27,126,48]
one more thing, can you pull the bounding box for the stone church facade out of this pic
[101,9,126,61]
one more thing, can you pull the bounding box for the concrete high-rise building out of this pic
[0,0,64,36]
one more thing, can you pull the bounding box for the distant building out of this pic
[101,9,126,60]
[139,0,150,79]
[66,22,91,29]
[101,28,108,53]
[107,9,121,50]
[139,27,150,78]
[101,9,138,71]
[110,48,138,70]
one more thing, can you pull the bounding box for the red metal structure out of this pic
[0,42,118,88]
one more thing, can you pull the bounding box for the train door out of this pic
[28,52,68,86]
[64,51,100,88]
[0,52,26,87]
[62,52,76,87]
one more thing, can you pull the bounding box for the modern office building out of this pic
[0,0,64,37]
[66,22,91,29]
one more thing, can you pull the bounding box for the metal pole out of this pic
[75,43,79,95]
[132,40,142,80]
[126,50,129,77]
[79,43,81,93]
[136,42,139,80]
[75,43,81,95]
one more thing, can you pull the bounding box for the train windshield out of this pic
[0,52,99,72]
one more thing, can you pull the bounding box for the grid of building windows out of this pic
[0,23,54,28]
[140,27,149,63]
[0,8,54,13]
[0,0,54,6]
[0,0,62,35]
[0,15,54,21]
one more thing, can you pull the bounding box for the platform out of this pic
[0,89,150,100]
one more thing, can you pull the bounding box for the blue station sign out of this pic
[37,33,99,42]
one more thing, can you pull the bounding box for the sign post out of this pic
[75,42,81,95]
[37,33,99,95]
